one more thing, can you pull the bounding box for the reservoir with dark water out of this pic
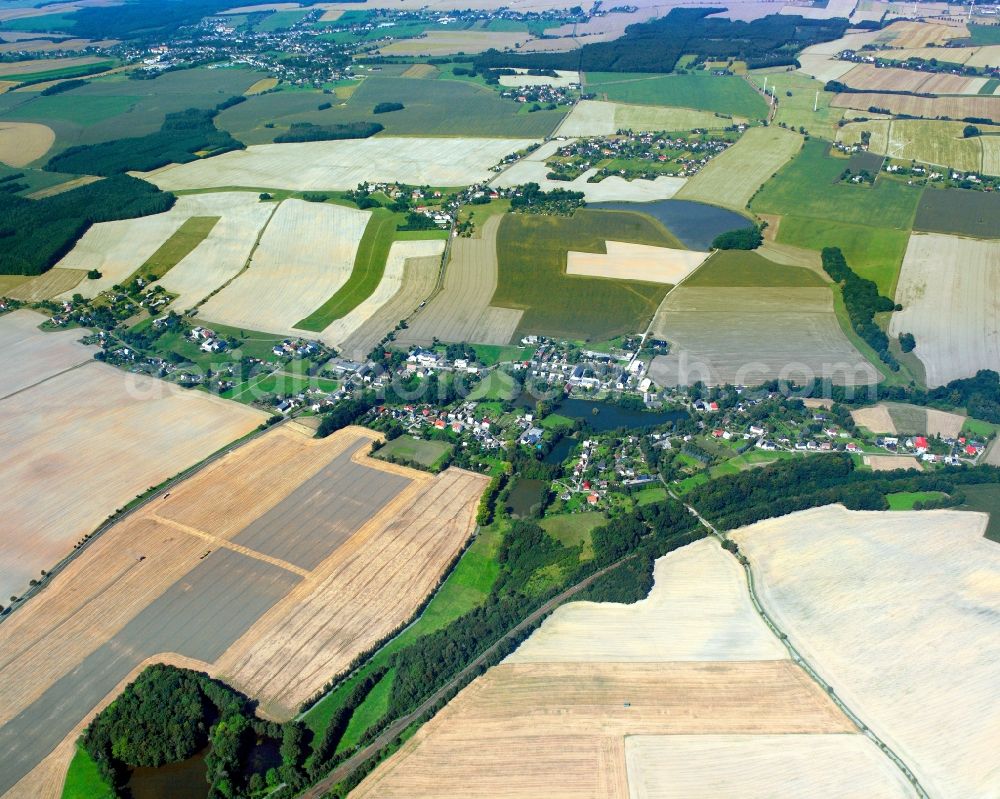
[589,199,753,251]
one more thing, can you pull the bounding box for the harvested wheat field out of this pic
[841,64,929,93]
[676,126,802,211]
[499,68,578,88]
[25,175,102,199]
[877,19,967,47]
[648,287,878,386]
[0,309,96,399]
[494,153,685,202]
[339,251,440,360]
[864,455,922,471]
[219,465,487,717]
[0,361,265,604]
[510,537,787,664]
[400,62,438,78]
[378,30,527,56]
[852,404,896,434]
[918,72,988,95]
[0,122,54,166]
[889,232,1000,386]
[353,537,883,799]
[0,55,105,77]
[625,734,915,799]
[246,76,278,94]
[3,268,86,302]
[318,238,444,349]
[832,92,1000,122]
[144,137,533,192]
[837,119,996,174]
[397,214,521,346]
[558,100,739,137]
[198,199,369,336]
[731,505,1000,799]
[155,192,276,311]
[0,425,484,796]
[566,241,707,284]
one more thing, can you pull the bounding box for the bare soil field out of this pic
[397,214,522,346]
[832,92,1000,122]
[889,232,1000,386]
[676,126,802,211]
[143,137,534,192]
[864,455,922,471]
[156,192,275,311]
[3,268,86,302]
[0,122,53,166]
[510,538,787,664]
[0,309,96,399]
[0,362,265,603]
[648,287,878,387]
[0,426,480,795]
[219,465,487,717]
[731,505,1000,799]
[378,31,527,56]
[852,404,897,434]
[318,238,444,349]
[499,69,578,89]
[566,241,708,284]
[198,199,370,336]
[625,734,916,799]
[339,251,440,360]
[558,100,736,136]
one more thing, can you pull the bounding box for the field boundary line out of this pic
[666,485,931,799]
[0,418,290,624]
[149,514,311,578]
[0,358,93,402]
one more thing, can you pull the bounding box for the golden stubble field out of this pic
[0,425,488,797]
[566,241,707,284]
[353,538,909,798]
[731,504,1000,799]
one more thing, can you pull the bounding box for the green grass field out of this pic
[961,416,999,438]
[774,216,909,296]
[219,76,564,142]
[62,746,114,799]
[957,483,1000,542]
[254,8,310,31]
[336,667,395,753]
[583,71,768,119]
[8,60,115,84]
[492,209,678,341]
[541,512,604,559]
[540,413,575,430]
[469,369,520,401]
[752,139,923,231]
[683,250,826,287]
[748,69,844,140]
[470,342,530,365]
[634,485,668,505]
[968,23,1000,45]
[886,490,947,510]
[0,11,77,32]
[375,436,453,468]
[130,216,218,283]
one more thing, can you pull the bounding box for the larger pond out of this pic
[506,477,548,518]
[589,199,752,251]
[127,750,208,799]
[556,398,687,432]
[543,436,577,465]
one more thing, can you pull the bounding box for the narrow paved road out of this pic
[299,554,637,798]
[665,485,930,799]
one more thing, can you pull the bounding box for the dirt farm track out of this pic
[0,425,488,799]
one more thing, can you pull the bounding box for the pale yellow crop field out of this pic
[841,64,929,93]
[731,504,1000,799]
[832,92,1000,123]
[3,269,87,302]
[864,455,922,471]
[245,77,278,95]
[0,122,54,166]
[199,199,369,336]
[509,538,787,664]
[852,404,896,434]
[566,241,707,285]
[676,126,803,210]
[0,55,105,77]
[625,734,916,799]
[378,30,527,56]
[0,361,265,602]
[156,192,275,311]
[837,119,997,175]
[0,309,96,399]
[318,238,443,349]
[499,69,578,89]
[889,233,1000,386]
[143,137,535,192]
[397,214,522,346]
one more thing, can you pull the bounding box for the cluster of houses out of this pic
[836,48,1000,80]
[188,326,228,354]
[875,433,988,464]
